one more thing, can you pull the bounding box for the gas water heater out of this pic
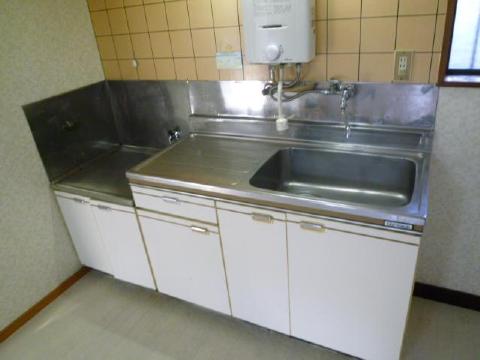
[242,0,315,64]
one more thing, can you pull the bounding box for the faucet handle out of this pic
[339,82,355,93]
[168,126,182,144]
[328,79,341,92]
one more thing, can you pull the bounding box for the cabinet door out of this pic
[138,211,230,315]
[91,201,155,289]
[288,220,418,360]
[218,207,289,334]
[55,193,112,274]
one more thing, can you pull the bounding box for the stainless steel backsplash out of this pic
[107,80,191,149]
[23,82,119,181]
[24,80,438,181]
[188,81,438,130]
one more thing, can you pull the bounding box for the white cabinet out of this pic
[217,202,290,334]
[55,192,113,274]
[138,210,230,315]
[287,215,419,360]
[58,182,421,359]
[91,201,155,289]
[55,192,154,290]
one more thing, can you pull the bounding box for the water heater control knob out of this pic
[265,44,281,61]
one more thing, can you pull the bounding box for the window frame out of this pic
[438,0,480,87]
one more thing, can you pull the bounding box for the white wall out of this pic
[0,0,104,329]
[417,87,480,296]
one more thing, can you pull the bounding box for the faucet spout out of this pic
[339,84,355,110]
[338,83,355,139]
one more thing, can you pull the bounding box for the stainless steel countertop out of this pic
[52,146,158,206]
[127,133,430,231]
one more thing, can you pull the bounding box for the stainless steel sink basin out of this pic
[249,148,416,207]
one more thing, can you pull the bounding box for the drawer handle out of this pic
[162,196,180,204]
[300,222,326,233]
[190,226,209,234]
[252,213,274,223]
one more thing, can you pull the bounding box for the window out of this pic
[439,0,480,85]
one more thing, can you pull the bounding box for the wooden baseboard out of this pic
[0,267,90,343]
[413,282,480,312]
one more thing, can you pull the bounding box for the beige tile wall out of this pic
[88,0,447,83]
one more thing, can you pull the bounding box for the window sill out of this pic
[438,75,480,87]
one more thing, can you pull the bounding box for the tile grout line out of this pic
[90,8,445,19]
[208,0,221,81]
[428,0,442,83]
[185,0,199,80]
[211,0,221,79]
[325,0,329,79]
[116,6,140,79]
[393,0,401,83]
[235,0,245,81]
[139,3,158,80]
[328,13,439,21]
[90,6,120,79]
[108,10,121,79]
[357,0,363,81]
[163,3,178,80]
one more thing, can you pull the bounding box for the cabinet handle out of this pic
[251,213,274,223]
[190,226,209,234]
[300,222,326,233]
[162,196,180,204]
[73,198,88,204]
[96,205,111,211]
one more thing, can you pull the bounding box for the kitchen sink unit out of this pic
[121,82,437,360]
[24,80,438,360]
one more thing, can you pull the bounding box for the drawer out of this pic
[287,213,420,246]
[216,201,286,222]
[90,199,135,214]
[131,185,217,224]
[137,209,219,234]
[54,191,90,203]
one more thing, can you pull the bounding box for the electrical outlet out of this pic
[394,51,413,81]
[399,56,408,72]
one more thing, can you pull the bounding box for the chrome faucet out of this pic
[317,80,356,138]
[261,68,356,137]
[338,82,355,139]
[340,84,355,112]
